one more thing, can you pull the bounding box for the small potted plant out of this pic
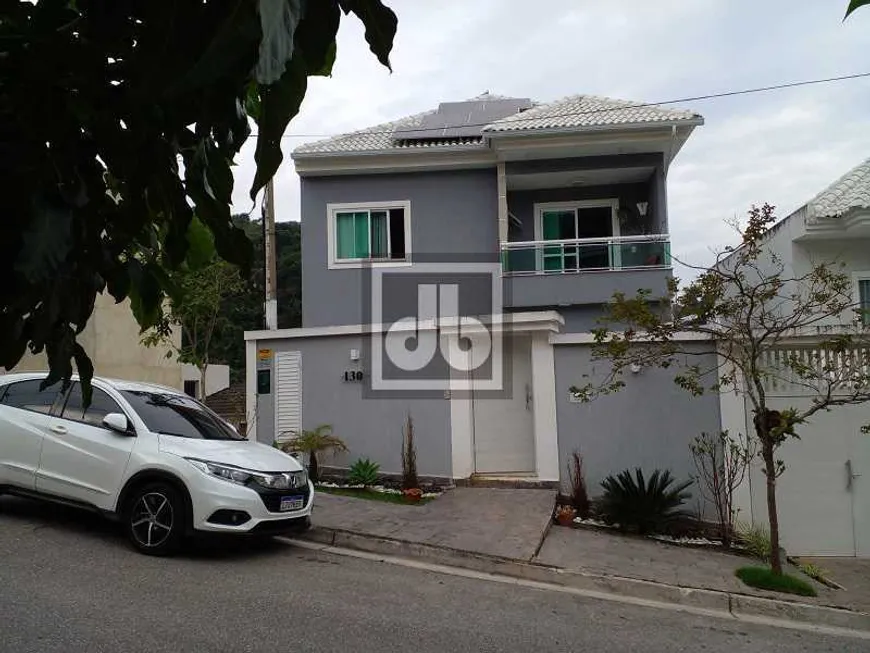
[403,488,423,503]
[555,505,577,526]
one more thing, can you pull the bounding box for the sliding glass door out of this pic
[539,203,616,272]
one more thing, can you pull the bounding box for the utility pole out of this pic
[263,178,279,330]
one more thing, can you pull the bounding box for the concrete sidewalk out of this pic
[299,488,870,632]
[310,487,556,561]
[535,526,869,614]
[803,558,870,613]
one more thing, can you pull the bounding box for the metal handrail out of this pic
[500,234,669,249]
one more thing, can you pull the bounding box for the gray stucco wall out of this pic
[553,342,721,516]
[504,268,670,314]
[252,334,453,477]
[301,170,499,328]
[550,302,672,334]
[553,307,608,332]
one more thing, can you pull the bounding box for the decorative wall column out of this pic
[531,332,560,482]
[497,161,508,244]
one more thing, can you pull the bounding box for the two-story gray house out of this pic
[244,93,722,491]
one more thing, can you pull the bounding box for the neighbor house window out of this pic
[327,202,411,268]
[857,273,870,326]
[183,380,198,398]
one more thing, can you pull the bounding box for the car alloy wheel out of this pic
[131,492,174,548]
[125,482,185,555]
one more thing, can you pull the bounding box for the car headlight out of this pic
[186,459,308,489]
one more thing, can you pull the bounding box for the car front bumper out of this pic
[189,475,315,534]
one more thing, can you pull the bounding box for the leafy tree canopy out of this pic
[846,0,870,18]
[0,0,396,398]
[204,214,301,381]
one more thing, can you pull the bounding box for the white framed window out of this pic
[327,201,411,269]
[855,271,870,326]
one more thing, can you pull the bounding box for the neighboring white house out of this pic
[722,158,870,557]
[182,363,231,399]
[5,292,232,400]
[6,293,184,389]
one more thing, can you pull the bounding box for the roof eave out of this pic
[482,117,705,139]
[291,143,490,161]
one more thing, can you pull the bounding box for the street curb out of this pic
[296,526,870,633]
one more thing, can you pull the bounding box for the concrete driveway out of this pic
[312,487,556,560]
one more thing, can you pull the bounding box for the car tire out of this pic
[124,482,186,556]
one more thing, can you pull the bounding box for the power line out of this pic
[259,71,870,140]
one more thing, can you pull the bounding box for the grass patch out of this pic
[735,566,817,597]
[316,486,434,505]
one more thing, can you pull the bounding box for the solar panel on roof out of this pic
[396,98,533,141]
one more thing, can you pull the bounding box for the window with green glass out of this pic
[859,278,870,326]
[334,207,406,261]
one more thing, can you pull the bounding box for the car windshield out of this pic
[121,391,245,441]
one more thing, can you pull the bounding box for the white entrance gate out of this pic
[746,343,870,557]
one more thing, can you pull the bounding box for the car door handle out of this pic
[49,424,67,435]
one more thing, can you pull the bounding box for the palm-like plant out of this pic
[599,468,693,535]
[276,425,347,483]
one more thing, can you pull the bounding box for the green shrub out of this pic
[735,566,817,597]
[798,562,827,583]
[276,425,347,483]
[735,521,772,561]
[347,458,380,487]
[599,468,692,534]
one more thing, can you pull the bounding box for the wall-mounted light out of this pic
[636,201,649,217]
[350,349,360,361]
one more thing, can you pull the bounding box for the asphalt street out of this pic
[0,495,864,653]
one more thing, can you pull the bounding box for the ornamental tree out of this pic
[572,204,870,575]
[0,0,396,401]
[142,219,247,401]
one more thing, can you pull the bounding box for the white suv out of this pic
[0,373,313,555]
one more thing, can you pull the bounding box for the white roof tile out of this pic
[806,158,870,218]
[293,93,700,158]
[482,94,700,133]
[293,108,487,155]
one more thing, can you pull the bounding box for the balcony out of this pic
[501,235,672,309]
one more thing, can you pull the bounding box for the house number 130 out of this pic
[343,370,364,382]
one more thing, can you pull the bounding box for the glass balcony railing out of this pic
[500,235,671,275]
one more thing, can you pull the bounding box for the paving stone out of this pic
[311,487,556,561]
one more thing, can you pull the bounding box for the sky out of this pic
[230,0,870,273]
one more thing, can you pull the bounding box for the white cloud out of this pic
[231,0,870,279]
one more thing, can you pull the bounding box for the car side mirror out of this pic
[103,412,133,435]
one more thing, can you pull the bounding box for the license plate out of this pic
[279,496,304,512]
